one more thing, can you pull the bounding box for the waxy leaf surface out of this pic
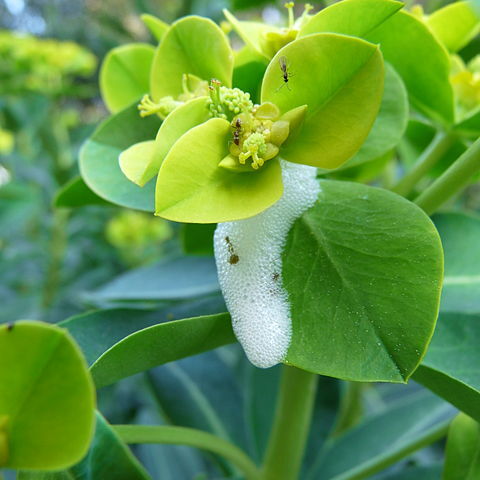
[283,180,443,382]
[262,33,384,169]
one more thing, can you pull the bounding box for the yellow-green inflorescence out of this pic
[138,73,209,119]
[260,2,314,58]
[208,80,303,171]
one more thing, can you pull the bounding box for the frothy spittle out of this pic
[214,161,319,368]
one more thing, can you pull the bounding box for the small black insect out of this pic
[225,236,239,265]
[232,118,242,146]
[6,323,14,332]
[272,272,280,282]
[277,56,293,92]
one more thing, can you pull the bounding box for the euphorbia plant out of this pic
[7,1,480,479]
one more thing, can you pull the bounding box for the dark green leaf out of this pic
[283,180,443,382]
[54,176,110,208]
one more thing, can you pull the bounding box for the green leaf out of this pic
[54,176,110,208]
[232,46,269,104]
[119,140,157,187]
[327,62,408,172]
[413,312,480,423]
[223,9,273,59]
[147,96,211,184]
[299,0,403,38]
[308,390,454,480]
[377,465,442,480]
[150,16,233,100]
[283,180,443,382]
[61,297,226,365]
[0,321,95,469]
[426,1,480,53]
[181,223,216,255]
[155,118,283,223]
[261,33,384,169]
[90,312,236,388]
[87,255,220,304]
[366,11,454,125]
[443,413,480,480]
[100,44,155,113]
[435,212,480,314]
[455,108,480,137]
[80,102,160,211]
[18,412,151,480]
[141,14,169,42]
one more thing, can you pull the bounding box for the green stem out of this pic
[415,136,480,215]
[262,366,318,480]
[114,425,261,480]
[331,381,364,437]
[392,132,455,197]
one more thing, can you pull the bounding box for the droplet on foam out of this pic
[214,160,320,368]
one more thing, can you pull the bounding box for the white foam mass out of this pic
[214,160,320,368]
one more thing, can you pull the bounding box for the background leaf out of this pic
[79,102,160,211]
[413,312,480,423]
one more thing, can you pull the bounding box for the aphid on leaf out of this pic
[277,56,293,92]
[6,323,14,332]
[272,272,280,282]
[225,236,239,265]
[232,118,242,146]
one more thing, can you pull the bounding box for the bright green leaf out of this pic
[0,321,95,469]
[366,11,454,125]
[100,44,155,113]
[443,413,480,480]
[54,176,110,208]
[155,118,283,223]
[18,412,151,480]
[327,62,408,172]
[233,46,269,104]
[80,102,160,211]
[141,14,169,42]
[119,140,157,187]
[223,9,273,60]
[283,180,443,382]
[261,33,384,169]
[427,1,480,53]
[298,0,403,38]
[90,312,236,388]
[455,108,480,137]
[150,16,233,100]
[308,390,454,480]
[413,312,480,423]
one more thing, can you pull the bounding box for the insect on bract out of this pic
[277,55,293,92]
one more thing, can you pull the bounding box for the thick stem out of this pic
[331,381,364,437]
[114,425,261,480]
[392,132,455,197]
[415,137,480,215]
[262,366,318,480]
